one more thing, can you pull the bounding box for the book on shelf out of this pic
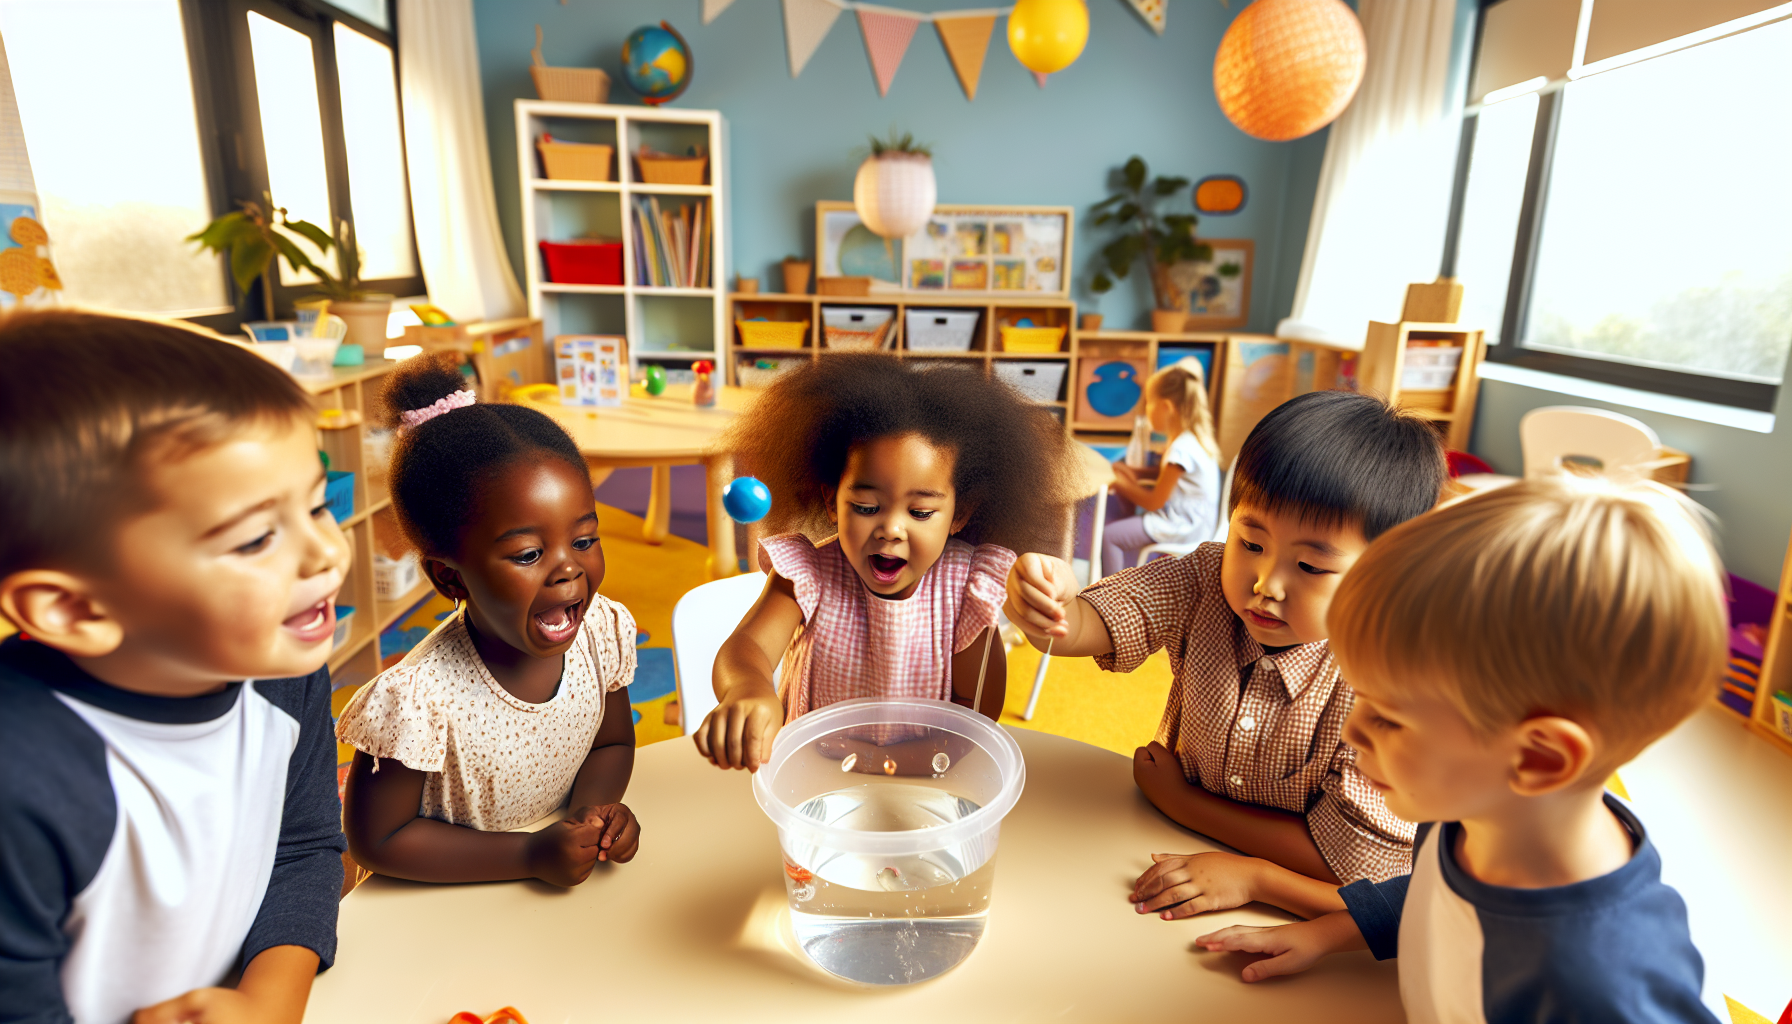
[631,196,710,289]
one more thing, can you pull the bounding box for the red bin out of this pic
[539,240,624,286]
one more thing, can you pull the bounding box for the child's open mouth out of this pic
[1244,608,1287,631]
[282,600,336,645]
[531,598,584,646]
[867,553,907,585]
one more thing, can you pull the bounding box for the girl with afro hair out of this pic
[695,353,1078,772]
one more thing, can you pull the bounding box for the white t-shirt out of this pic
[1143,431,1221,544]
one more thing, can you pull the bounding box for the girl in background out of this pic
[337,354,640,886]
[1103,358,1222,572]
[695,354,1077,772]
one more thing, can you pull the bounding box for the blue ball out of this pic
[722,476,772,524]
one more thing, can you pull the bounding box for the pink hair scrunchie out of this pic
[399,389,476,429]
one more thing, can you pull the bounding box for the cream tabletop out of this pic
[307,729,1400,1023]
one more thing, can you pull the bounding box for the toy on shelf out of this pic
[644,364,668,395]
[621,21,692,106]
[692,359,717,407]
[722,476,772,524]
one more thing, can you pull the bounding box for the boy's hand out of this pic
[133,988,257,1024]
[1004,553,1077,638]
[1194,911,1366,983]
[133,946,317,1024]
[1133,740,1194,806]
[570,803,641,863]
[524,817,603,886]
[694,693,784,771]
[1132,851,1261,919]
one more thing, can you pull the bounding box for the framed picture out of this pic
[817,202,1073,296]
[1183,239,1253,330]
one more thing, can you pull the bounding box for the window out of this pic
[1443,0,1792,411]
[0,0,417,328]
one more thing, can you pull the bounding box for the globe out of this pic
[621,22,691,106]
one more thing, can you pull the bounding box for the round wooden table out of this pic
[306,730,1400,1023]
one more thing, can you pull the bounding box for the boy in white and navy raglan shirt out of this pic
[1194,477,1724,1023]
[0,311,352,1024]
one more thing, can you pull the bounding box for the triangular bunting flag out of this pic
[701,0,738,25]
[782,0,842,78]
[1125,0,1166,35]
[1033,70,1049,88]
[934,14,995,101]
[856,9,920,97]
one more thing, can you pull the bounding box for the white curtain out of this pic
[397,0,524,323]
[1277,0,1461,345]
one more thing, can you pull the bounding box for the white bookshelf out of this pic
[515,100,726,376]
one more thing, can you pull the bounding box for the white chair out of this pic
[1133,454,1236,565]
[1519,406,1660,478]
[670,571,769,736]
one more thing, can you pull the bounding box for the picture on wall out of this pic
[817,202,1073,296]
[1183,239,1254,330]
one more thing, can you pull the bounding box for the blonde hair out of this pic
[1328,476,1727,768]
[1146,357,1219,460]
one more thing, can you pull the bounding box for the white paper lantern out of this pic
[853,152,937,240]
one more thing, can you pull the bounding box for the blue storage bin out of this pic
[324,471,355,523]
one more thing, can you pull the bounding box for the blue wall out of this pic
[471,0,1327,333]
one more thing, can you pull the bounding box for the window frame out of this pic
[1441,4,1783,413]
[179,0,420,334]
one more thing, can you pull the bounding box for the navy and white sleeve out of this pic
[1337,820,1429,961]
[243,669,347,973]
[0,669,115,1024]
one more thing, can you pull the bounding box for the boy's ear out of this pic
[0,570,125,659]
[1508,716,1598,797]
[422,559,470,603]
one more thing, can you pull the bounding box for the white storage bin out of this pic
[821,306,894,331]
[905,308,980,351]
[1401,345,1463,390]
[375,550,422,601]
[994,360,1068,403]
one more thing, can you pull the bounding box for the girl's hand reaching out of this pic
[695,693,785,772]
[1194,911,1366,983]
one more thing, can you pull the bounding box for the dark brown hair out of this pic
[0,308,313,577]
[382,352,589,556]
[723,353,1079,554]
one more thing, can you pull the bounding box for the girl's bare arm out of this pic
[695,571,805,771]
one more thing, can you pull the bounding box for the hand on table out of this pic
[1132,851,1262,920]
[570,803,641,863]
[1194,910,1365,983]
[132,946,316,1024]
[694,693,784,772]
[1004,553,1078,640]
[525,816,604,886]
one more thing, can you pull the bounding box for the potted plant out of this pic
[189,196,391,348]
[1089,156,1212,333]
[853,129,936,241]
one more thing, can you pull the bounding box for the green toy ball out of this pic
[644,364,667,395]
[621,22,692,106]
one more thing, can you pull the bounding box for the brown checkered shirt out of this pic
[1080,542,1415,883]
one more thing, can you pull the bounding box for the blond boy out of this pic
[1196,477,1724,1023]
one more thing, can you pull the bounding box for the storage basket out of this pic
[324,471,355,523]
[1774,690,1792,743]
[1000,325,1067,353]
[735,320,809,349]
[332,606,355,650]
[636,150,707,185]
[537,136,614,182]
[905,309,980,351]
[539,240,623,285]
[529,25,610,103]
[736,357,802,388]
[822,306,894,350]
[994,360,1069,403]
[1401,343,1463,390]
[824,324,891,351]
[375,551,421,602]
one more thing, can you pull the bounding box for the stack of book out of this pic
[631,196,710,289]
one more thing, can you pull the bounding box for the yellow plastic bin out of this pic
[1000,325,1066,353]
[736,320,809,349]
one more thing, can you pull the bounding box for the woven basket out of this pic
[529,64,610,104]
[824,321,891,351]
[537,138,613,182]
[637,153,708,186]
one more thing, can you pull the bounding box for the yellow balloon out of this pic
[1007,0,1089,75]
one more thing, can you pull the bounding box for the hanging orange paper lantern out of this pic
[1213,0,1366,142]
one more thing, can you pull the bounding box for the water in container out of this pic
[753,698,1025,986]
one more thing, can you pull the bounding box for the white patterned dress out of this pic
[335,596,637,831]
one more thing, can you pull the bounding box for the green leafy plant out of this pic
[1089,156,1212,312]
[867,128,932,159]
[187,193,374,319]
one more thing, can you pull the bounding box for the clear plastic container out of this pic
[753,697,1025,985]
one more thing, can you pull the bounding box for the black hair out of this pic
[0,309,312,577]
[384,352,589,556]
[1228,390,1447,541]
[725,353,1078,554]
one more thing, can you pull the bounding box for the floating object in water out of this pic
[841,752,858,772]
[932,752,951,773]
[883,757,898,775]
[876,866,910,891]
[784,858,813,885]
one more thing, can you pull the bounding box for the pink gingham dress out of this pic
[759,533,1016,719]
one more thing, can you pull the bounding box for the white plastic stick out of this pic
[971,626,996,718]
